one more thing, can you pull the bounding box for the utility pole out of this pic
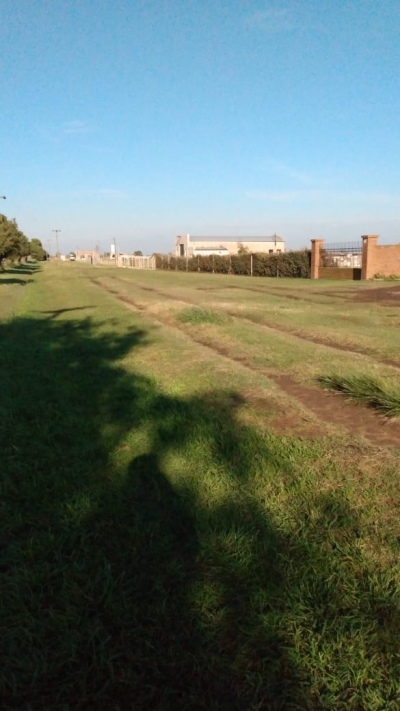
[52,230,61,258]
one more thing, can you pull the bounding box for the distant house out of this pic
[75,250,100,264]
[175,234,285,258]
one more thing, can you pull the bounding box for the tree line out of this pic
[0,213,47,270]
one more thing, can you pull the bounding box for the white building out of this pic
[175,234,285,258]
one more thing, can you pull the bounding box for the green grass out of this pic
[1,264,400,710]
[177,306,227,324]
[99,266,400,362]
[0,262,41,318]
[318,374,400,418]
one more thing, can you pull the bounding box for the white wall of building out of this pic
[175,235,285,257]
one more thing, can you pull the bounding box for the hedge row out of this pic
[155,250,311,278]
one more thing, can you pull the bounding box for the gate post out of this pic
[361,235,378,280]
[311,239,324,279]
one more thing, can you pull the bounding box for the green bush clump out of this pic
[373,273,400,281]
[254,251,311,277]
[177,307,226,325]
[318,374,400,418]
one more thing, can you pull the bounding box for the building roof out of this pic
[187,235,285,243]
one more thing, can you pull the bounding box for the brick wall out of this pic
[362,239,400,279]
[318,267,361,280]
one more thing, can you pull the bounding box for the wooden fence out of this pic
[117,255,156,270]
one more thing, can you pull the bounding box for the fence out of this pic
[117,254,156,270]
[312,239,364,280]
[320,242,362,268]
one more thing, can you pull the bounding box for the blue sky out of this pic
[1,0,400,255]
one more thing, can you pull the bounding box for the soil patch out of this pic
[353,285,400,305]
[273,375,400,449]
[242,392,325,439]
[315,285,400,306]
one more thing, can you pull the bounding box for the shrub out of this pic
[231,255,251,275]
[373,273,400,281]
[252,251,311,278]
[157,250,311,278]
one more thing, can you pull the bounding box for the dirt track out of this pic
[92,277,400,450]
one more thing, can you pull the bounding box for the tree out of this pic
[12,226,30,263]
[237,242,249,255]
[134,250,143,256]
[0,215,47,268]
[0,215,28,270]
[29,238,47,261]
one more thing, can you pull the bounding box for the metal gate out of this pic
[321,242,362,267]
[319,241,362,279]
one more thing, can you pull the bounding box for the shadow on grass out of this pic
[38,306,97,317]
[1,315,399,710]
[1,263,42,276]
[0,263,41,285]
[0,277,34,285]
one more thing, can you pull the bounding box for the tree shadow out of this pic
[1,314,399,710]
[38,306,97,317]
[2,263,42,275]
[0,277,33,285]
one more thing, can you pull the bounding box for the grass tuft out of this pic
[318,373,400,418]
[177,307,226,325]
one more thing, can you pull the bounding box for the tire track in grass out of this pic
[226,311,400,370]
[183,332,400,449]
[197,283,344,304]
[97,276,400,370]
[162,284,400,369]
[92,277,400,449]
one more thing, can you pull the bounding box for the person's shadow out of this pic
[76,452,202,710]
[79,435,299,710]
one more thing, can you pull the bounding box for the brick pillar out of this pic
[361,235,378,280]
[310,239,324,279]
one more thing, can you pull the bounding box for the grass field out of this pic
[1,262,400,710]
